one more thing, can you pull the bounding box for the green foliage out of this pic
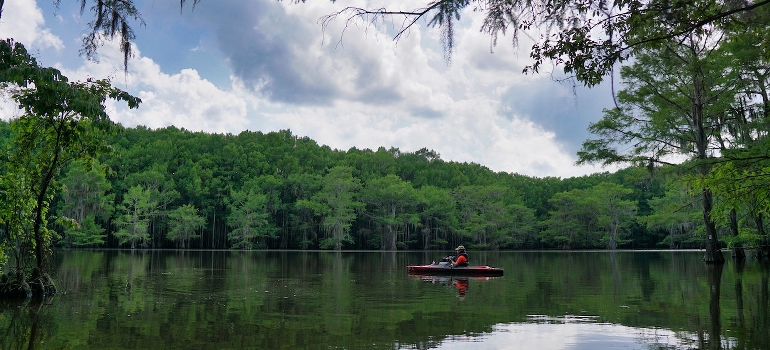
[641,183,703,248]
[58,161,115,232]
[579,37,738,169]
[63,215,107,247]
[288,172,324,249]
[723,230,763,249]
[5,113,765,253]
[0,39,139,275]
[0,170,37,268]
[450,185,536,250]
[2,88,762,254]
[307,166,363,250]
[114,185,156,249]
[541,188,599,249]
[592,182,637,249]
[167,204,205,248]
[361,174,419,250]
[9,123,741,252]
[541,182,637,249]
[225,180,275,249]
[415,185,457,249]
[576,27,757,262]
[2,1,769,257]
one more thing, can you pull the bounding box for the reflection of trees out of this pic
[630,252,657,301]
[758,263,770,348]
[8,251,770,349]
[695,261,769,350]
[703,263,724,350]
[733,260,745,331]
[0,297,54,350]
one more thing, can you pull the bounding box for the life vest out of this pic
[456,252,469,267]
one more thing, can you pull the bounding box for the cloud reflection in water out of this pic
[434,315,732,350]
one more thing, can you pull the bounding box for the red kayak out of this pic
[407,262,504,276]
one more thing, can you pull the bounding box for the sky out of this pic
[0,0,622,178]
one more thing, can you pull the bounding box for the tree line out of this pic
[2,119,756,254]
[3,0,770,298]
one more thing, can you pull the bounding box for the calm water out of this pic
[1,250,768,349]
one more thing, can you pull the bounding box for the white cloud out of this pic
[1,0,617,178]
[61,40,250,134]
[0,0,63,50]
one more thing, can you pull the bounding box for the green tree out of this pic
[298,166,362,250]
[63,215,107,247]
[361,174,419,250]
[57,160,114,247]
[452,186,520,250]
[641,183,702,248]
[540,182,637,249]
[698,162,770,254]
[114,185,156,249]
[225,181,275,249]
[167,204,205,248]
[692,11,770,259]
[540,189,597,249]
[344,147,397,182]
[502,200,538,249]
[58,160,113,223]
[286,172,323,249]
[252,175,287,247]
[0,39,139,281]
[578,32,739,262]
[591,182,637,249]
[0,170,36,271]
[415,186,457,249]
[126,165,181,246]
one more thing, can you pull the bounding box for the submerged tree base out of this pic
[703,249,726,264]
[0,268,57,298]
[757,246,770,261]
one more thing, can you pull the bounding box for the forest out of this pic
[0,119,760,252]
[2,0,770,298]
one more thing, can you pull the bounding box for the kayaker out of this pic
[450,245,469,267]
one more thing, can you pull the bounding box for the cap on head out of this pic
[455,245,465,251]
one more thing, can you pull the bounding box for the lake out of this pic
[1,250,768,349]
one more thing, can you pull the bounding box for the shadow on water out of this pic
[2,250,770,349]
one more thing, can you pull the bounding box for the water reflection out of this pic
[436,321,717,350]
[408,274,501,300]
[702,263,724,350]
[1,250,769,349]
[453,279,467,299]
[0,296,56,350]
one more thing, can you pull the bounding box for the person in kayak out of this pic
[449,245,469,267]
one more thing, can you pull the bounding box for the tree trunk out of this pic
[384,204,397,250]
[755,213,769,260]
[692,59,724,264]
[730,208,745,261]
[33,151,60,272]
[608,220,618,250]
[702,189,725,264]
